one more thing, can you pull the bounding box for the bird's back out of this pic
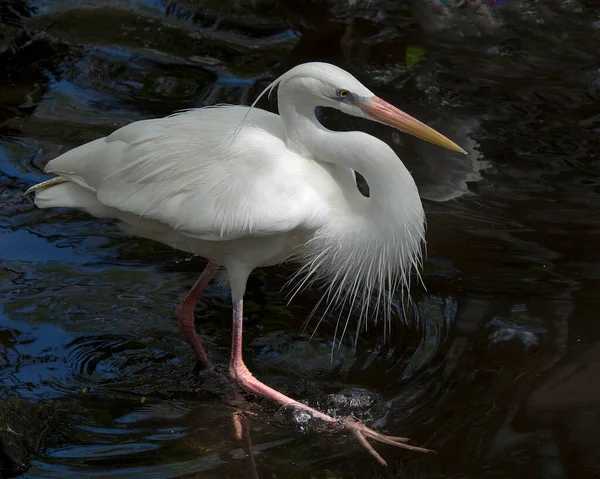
[36,105,340,242]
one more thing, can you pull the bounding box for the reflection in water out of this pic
[1,0,599,477]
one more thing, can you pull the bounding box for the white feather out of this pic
[29,62,431,342]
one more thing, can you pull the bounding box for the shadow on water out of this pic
[1,0,600,477]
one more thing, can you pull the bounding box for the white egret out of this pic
[25,62,466,465]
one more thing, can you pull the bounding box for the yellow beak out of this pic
[361,97,467,154]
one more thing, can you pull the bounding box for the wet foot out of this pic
[338,417,434,465]
[230,362,433,466]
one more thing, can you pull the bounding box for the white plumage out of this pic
[26,62,465,465]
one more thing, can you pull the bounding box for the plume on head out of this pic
[231,62,370,144]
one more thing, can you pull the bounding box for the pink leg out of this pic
[228,298,433,466]
[176,261,220,369]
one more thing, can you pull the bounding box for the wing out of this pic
[43,105,332,241]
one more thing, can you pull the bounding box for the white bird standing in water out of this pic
[26,62,465,465]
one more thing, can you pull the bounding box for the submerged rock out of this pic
[0,398,54,478]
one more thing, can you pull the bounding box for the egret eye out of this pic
[337,89,349,98]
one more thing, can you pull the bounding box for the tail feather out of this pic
[25,177,115,218]
[24,177,68,196]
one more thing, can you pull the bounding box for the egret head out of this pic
[268,62,466,154]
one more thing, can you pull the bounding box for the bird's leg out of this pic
[176,261,220,370]
[228,298,433,466]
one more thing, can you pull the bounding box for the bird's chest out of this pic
[215,231,309,269]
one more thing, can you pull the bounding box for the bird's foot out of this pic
[285,403,433,465]
[335,417,434,466]
[231,362,432,466]
[193,359,221,376]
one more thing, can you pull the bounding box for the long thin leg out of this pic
[228,298,433,466]
[176,261,220,369]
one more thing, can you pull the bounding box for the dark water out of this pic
[1,0,600,477]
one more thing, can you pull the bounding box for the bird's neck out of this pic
[278,94,421,218]
[316,130,424,224]
[279,95,426,341]
[278,94,328,158]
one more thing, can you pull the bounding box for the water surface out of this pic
[1,0,600,477]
